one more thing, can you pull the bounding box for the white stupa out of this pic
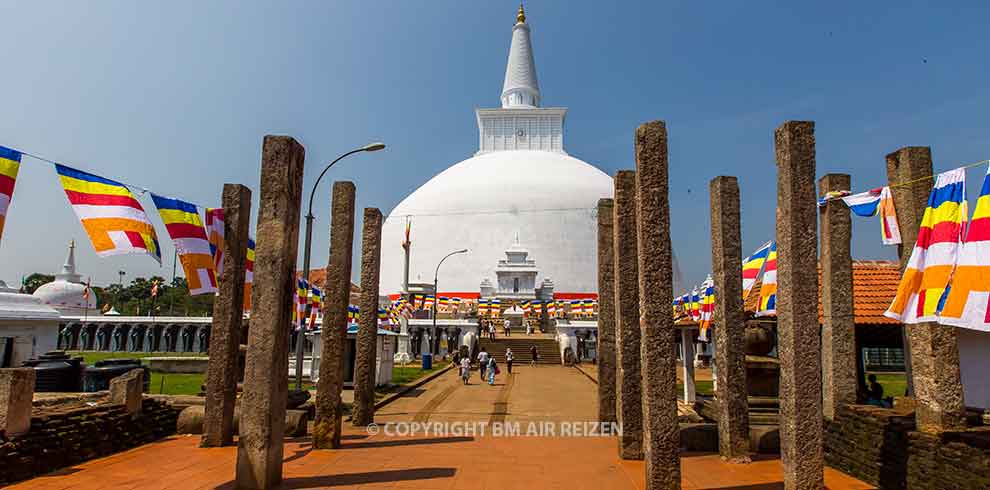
[33,241,99,315]
[379,6,613,295]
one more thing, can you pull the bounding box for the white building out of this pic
[379,6,613,296]
[0,281,60,368]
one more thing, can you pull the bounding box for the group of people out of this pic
[479,318,541,339]
[454,345,540,385]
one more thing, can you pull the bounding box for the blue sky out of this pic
[1,1,988,292]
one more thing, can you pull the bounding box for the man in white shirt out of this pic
[477,348,490,381]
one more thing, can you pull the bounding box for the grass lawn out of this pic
[66,351,204,365]
[390,364,444,386]
[677,380,715,398]
[149,372,204,395]
[871,372,908,398]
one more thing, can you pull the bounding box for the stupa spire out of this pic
[57,240,82,283]
[501,4,540,108]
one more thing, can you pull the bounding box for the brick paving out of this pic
[9,366,874,490]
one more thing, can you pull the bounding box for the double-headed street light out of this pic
[430,249,468,362]
[294,141,386,391]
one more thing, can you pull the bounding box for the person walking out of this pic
[477,347,490,381]
[489,322,496,341]
[530,345,539,366]
[505,347,514,374]
[460,355,471,385]
[487,356,498,385]
[503,318,511,337]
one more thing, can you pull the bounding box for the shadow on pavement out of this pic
[214,468,457,489]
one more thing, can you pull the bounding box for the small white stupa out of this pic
[33,241,99,315]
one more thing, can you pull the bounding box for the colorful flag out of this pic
[55,164,162,263]
[309,286,322,330]
[840,187,902,245]
[547,301,556,317]
[295,277,309,331]
[151,279,160,298]
[698,279,715,342]
[244,238,255,311]
[756,241,778,317]
[531,300,541,316]
[490,299,501,317]
[424,295,435,310]
[886,168,968,323]
[742,241,772,301]
[478,299,489,316]
[689,289,701,321]
[151,194,217,295]
[0,146,22,245]
[347,305,359,323]
[205,208,225,277]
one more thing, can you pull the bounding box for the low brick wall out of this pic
[0,398,178,486]
[824,404,915,489]
[907,429,990,490]
[826,404,990,490]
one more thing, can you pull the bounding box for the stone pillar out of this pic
[774,121,823,489]
[613,170,643,460]
[708,175,751,462]
[818,174,857,420]
[885,147,966,433]
[635,121,680,489]
[313,181,356,449]
[680,329,696,403]
[203,183,251,447]
[235,135,305,490]
[110,368,144,417]
[0,368,35,437]
[597,197,617,425]
[351,208,383,427]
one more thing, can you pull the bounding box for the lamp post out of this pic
[430,249,468,362]
[293,142,386,391]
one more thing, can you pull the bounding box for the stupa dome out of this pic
[33,241,98,315]
[378,8,613,296]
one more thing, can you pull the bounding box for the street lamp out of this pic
[293,141,386,391]
[430,249,468,363]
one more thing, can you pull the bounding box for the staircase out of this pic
[477,336,560,365]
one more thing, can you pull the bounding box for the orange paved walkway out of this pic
[10,366,874,490]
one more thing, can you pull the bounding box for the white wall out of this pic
[958,328,990,409]
[0,319,59,367]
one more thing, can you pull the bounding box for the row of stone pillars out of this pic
[198,136,385,489]
[596,121,969,489]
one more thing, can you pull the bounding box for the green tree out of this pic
[20,273,54,294]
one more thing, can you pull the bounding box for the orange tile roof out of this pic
[743,260,901,325]
[299,269,360,293]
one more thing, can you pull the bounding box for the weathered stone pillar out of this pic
[597,197,617,425]
[613,170,643,460]
[313,181,356,449]
[774,121,823,489]
[709,175,751,462]
[351,208,383,427]
[635,121,680,489]
[680,330,696,403]
[203,183,251,447]
[0,368,35,437]
[818,174,857,420]
[235,135,305,490]
[885,147,966,433]
[110,368,144,417]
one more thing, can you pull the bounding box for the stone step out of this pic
[477,338,559,364]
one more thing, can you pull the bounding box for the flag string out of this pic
[819,158,990,204]
[8,145,214,210]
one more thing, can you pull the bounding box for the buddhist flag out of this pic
[205,208,225,277]
[0,146,21,245]
[295,277,309,331]
[698,279,715,342]
[424,295,435,309]
[55,164,162,263]
[742,241,772,300]
[885,168,967,323]
[491,299,501,317]
[689,289,701,321]
[547,301,556,316]
[756,241,778,317]
[151,194,217,295]
[840,187,902,245]
[243,238,255,311]
[478,299,489,316]
[309,286,322,330]
[939,165,990,331]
